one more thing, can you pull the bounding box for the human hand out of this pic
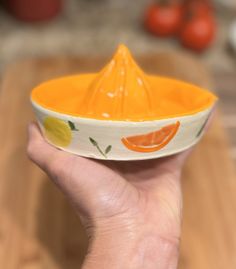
[27,122,190,269]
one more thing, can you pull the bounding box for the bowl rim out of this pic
[31,99,216,127]
[31,73,218,122]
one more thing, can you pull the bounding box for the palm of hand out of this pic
[55,154,184,240]
[27,123,188,243]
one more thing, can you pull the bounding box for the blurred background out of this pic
[0,0,235,72]
[1,1,236,269]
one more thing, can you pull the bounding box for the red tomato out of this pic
[185,0,213,16]
[7,0,63,22]
[144,3,184,37]
[180,13,216,52]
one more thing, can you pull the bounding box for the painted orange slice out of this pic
[121,121,180,153]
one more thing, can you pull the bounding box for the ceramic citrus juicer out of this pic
[31,45,217,160]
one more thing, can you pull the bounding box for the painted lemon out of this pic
[43,117,72,147]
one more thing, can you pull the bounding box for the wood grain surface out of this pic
[0,52,236,269]
[214,71,236,160]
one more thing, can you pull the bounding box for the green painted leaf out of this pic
[196,113,211,138]
[89,137,98,146]
[105,145,112,154]
[68,121,78,131]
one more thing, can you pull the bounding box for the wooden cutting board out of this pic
[0,52,236,269]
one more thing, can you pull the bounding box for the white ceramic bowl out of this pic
[31,100,215,160]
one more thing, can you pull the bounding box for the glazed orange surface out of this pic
[31,45,217,121]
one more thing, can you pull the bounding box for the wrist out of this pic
[82,218,180,269]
